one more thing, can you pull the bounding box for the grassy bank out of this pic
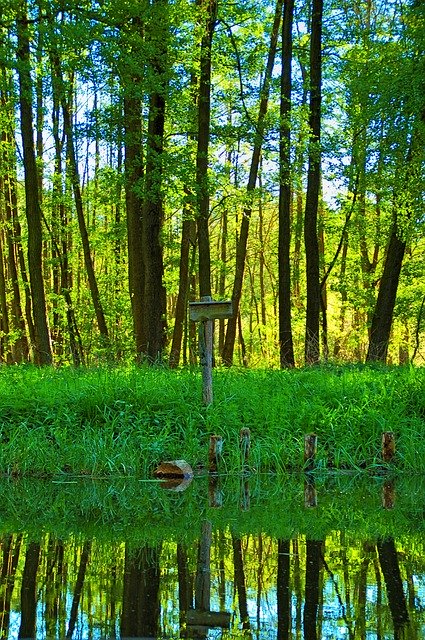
[0,364,424,477]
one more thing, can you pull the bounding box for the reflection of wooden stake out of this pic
[240,478,250,511]
[382,432,395,463]
[208,476,223,508]
[304,476,317,508]
[304,434,318,471]
[382,479,396,510]
[240,428,250,470]
[208,435,223,473]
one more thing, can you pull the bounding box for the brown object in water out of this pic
[154,460,193,479]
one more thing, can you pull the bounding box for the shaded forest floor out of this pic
[0,364,424,477]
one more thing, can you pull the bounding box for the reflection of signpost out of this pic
[189,297,233,405]
[187,520,231,638]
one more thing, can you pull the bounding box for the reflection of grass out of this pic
[0,364,423,476]
[1,473,424,544]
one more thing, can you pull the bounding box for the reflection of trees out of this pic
[377,538,411,640]
[121,543,161,638]
[232,535,251,632]
[277,540,290,639]
[0,534,22,639]
[303,539,324,640]
[18,541,40,639]
[66,540,91,639]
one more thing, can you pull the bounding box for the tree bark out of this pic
[16,7,52,364]
[304,0,323,364]
[196,0,217,298]
[278,0,295,368]
[142,0,168,362]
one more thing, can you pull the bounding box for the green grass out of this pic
[0,363,423,477]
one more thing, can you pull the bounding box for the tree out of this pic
[278,0,295,368]
[303,0,322,365]
[16,3,52,364]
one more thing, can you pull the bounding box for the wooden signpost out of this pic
[189,297,233,405]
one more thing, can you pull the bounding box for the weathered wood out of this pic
[200,318,213,405]
[187,610,231,627]
[208,435,223,473]
[304,433,318,471]
[189,300,233,322]
[382,431,395,462]
[153,460,193,479]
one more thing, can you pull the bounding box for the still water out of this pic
[1,474,425,639]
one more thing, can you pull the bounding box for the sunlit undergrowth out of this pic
[0,364,423,477]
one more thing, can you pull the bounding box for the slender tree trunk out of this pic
[169,217,195,367]
[16,7,52,364]
[222,0,283,365]
[279,0,295,368]
[61,84,110,345]
[196,0,217,298]
[142,0,168,362]
[304,0,322,364]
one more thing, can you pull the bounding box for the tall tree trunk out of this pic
[222,0,283,365]
[279,0,295,368]
[142,0,168,362]
[196,0,217,298]
[303,0,322,364]
[124,88,146,358]
[16,7,52,364]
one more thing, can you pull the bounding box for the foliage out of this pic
[0,364,423,476]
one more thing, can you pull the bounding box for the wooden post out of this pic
[208,435,223,474]
[382,431,395,463]
[240,428,251,471]
[304,433,318,471]
[199,296,213,405]
[189,298,232,405]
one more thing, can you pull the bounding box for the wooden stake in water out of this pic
[382,431,395,462]
[208,435,223,474]
[304,433,318,471]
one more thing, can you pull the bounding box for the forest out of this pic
[0,0,424,368]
